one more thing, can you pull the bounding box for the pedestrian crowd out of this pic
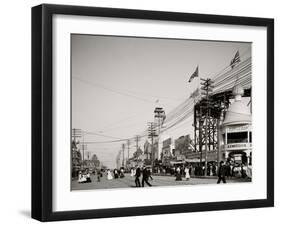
[77,161,252,186]
[216,161,252,183]
[77,167,129,184]
[152,161,251,179]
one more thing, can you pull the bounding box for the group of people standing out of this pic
[175,166,191,181]
[185,163,217,177]
[216,160,252,183]
[173,161,238,184]
[77,169,92,183]
[132,166,153,187]
[224,162,252,179]
[106,168,125,180]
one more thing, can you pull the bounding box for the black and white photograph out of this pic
[30,2,274,222]
[71,34,252,191]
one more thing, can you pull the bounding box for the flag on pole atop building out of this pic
[188,66,199,83]
[230,50,241,68]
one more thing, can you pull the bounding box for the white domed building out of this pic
[221,84,252,165]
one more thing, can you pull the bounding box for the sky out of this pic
[71,34,251,168]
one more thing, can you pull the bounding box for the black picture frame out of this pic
[32,4,274,222]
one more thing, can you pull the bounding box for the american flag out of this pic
[188,66,199,83]
[230,50,241,69]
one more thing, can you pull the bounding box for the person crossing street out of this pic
[217,161,227,184]
[135,166,141,187]
[142,166,152,187]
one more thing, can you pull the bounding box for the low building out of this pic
[175,135,193,158]
[162,138,172,159]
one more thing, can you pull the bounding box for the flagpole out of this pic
[196,65,202,166]
[197,65,200,96]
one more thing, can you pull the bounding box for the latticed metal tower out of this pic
[154,107,165,135]
[193,79,225,174]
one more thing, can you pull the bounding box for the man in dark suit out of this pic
[142,166,152,187]
[217,161,227,184]
[135,166,141,187]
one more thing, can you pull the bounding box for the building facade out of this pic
[221,84,252,165]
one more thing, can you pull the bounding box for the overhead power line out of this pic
[73,76,154,103]
[73,76,184,104]
[76,54,252,147]
[83,130,125,140]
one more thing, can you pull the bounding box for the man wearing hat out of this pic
[142,165,152,187]
[217,161,227,184]
[135,166,141,187]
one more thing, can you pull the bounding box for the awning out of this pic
[185,159,202,163]
[170,161,185,165]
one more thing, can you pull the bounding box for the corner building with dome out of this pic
[220,84,252,165]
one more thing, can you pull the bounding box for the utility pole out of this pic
[122,143,125,167]
[81,135,87,170]
[217,119,221,164]
[127,139,130,168]
[135,135,140,152]
[217,108,225,164]
[200,78,214,176]
[199,106,203,165]
[81,130,85,169]
[116,150,121,169]
[135,135,140,162]
[72,128,82,143]
[148,122,158,173]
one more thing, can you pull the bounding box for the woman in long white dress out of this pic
[130,168,135,177]
[184,166,190,181]
[78,171,86,183]
[78,171,83,183]
[107,169,113,180]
